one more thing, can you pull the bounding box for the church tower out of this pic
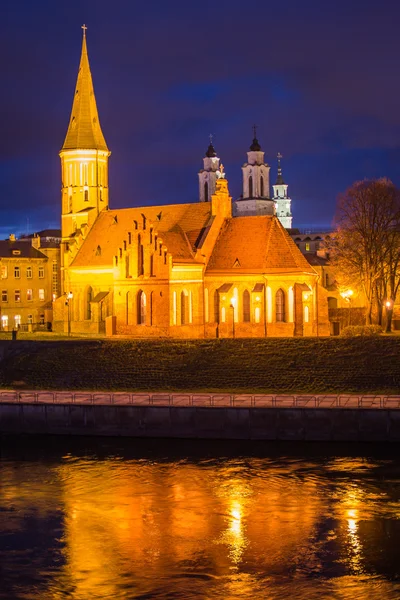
[273,153,292,228]
[241,128,270,201]
[198,138,221,202]
[59,26,111,240]
[232,129,274,217]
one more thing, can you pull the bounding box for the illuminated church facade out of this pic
[53,31,330,338]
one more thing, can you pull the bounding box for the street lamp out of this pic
[340,289,353,327]
[385,299,393,333]
[230,297,236,338]
[65,291,73,337]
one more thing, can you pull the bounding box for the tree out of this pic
[328,179,400,327]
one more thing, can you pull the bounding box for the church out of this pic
[53,30,330,338]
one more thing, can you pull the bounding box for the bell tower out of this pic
[273,153,292,228]
[59,26,111,239]
[198,137,221,202]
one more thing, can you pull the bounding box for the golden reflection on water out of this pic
[1,454,400,599]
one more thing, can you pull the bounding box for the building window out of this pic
[27,289,33,301]
[39,267,44,278]
[0,265,7,279]
[260,175,264,197]
[150,254,154,277]
[1,315,8,330]
[276,289,285,322]
[325,273,329,287]
[15,289,21,302]
[181,290,189,325]
[221,306,226,323]
[214,291,219,323]
[204,181,208,201]
[137,290,146,325]
[14,315,21,328]
[1,290,7,302]
[125,255,130,278]
[248,175,253,198]
[84,188,89,202]
[14,266,20,279]
[39,313,45,324]
[26,267,32,279]
[28,314,33,324]
[243,290,250,322]
[305,242,310,252]
[39,289,45,301]
[86,287,92,320]
[255,306,261,323]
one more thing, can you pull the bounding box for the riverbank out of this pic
[0,337,399,394]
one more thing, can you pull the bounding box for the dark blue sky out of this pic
[1,0,400,237]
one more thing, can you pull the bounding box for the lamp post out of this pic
[230,298,236,338]
[340,290,353,327]
[65,291,73,337]
[385,299,393,333]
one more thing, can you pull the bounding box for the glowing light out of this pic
[340,289,353,300]
[255,296,260,302]
[386,300,392,308]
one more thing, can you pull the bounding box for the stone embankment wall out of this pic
[1,403,400,442]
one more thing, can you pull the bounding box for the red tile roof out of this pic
[206,216,316,274]
[72,203,211,267]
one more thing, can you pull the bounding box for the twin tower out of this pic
[60,29,292,243]
[198,138,292,228]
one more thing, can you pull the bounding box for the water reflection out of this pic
[1,441,400,599]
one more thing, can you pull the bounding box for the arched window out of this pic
[125,255,130,278]
[276,289,285,322]
[181,290,189,325]
[204,181,209,202]
[248,175,253,198]
[85,286,92,320]
[260,175,264,197]
[214,290,219,323]
[137,290,146,325]
[243,290,250,322]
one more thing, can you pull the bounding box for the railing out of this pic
[0,390,400,409]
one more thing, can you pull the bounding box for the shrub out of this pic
[341,324,382,337]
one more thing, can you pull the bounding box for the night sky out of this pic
[1,0,400,238]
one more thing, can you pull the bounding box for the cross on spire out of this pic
[209,133,213,145]
[277,151,283,162]
[252,124,257,139]
[81,24,87,37]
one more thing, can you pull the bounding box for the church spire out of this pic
[276,152,285,184]
[61,26,108,151]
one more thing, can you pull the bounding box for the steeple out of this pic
[61,26,108,151]
[273,153,292,228]
[198,135,221,202]
[276,151,285,185]
[60,26,111,242]
[241,127,270,200]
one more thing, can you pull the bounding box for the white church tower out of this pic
[198,138,221,202]
[273,153,293,228]
[232,128,274,216]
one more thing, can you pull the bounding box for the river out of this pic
[1,437,400,599]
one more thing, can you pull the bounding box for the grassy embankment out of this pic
[0,337,399,394]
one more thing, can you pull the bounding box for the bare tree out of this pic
[328,179,400,326]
